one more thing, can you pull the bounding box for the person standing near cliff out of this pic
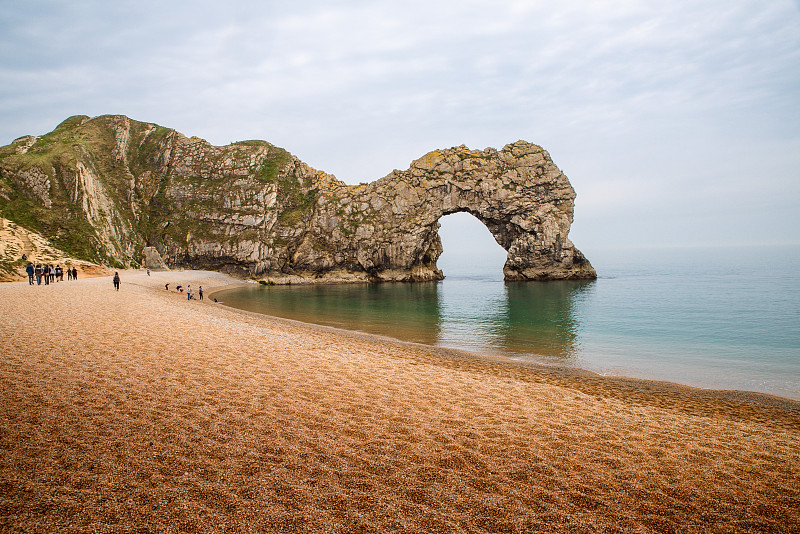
[198,286,203,300]
[25,262,34,285]
[113,272,120,291]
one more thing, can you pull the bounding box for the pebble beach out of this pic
[1,270,799,533]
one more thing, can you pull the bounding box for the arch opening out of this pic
[437,212,507,280]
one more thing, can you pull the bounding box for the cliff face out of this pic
[0,115,595,282]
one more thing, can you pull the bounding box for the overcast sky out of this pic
[1,0,798,259]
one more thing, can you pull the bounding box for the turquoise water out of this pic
[214,245,800,400]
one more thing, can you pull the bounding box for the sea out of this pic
[213,244,800,401]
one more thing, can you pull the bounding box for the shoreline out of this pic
[217,299,800,415]
[9,267,800,410]
[206,272,800,409]
[4,267,800,411]
[2,269,799,531]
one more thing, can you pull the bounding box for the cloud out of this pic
[1,0,798,248]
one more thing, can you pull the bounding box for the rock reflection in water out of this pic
[217,282,443,346]
[216,278,595,363]
[432,278,592,360]
[496,280,594,359]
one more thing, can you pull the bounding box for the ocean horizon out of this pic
[214,244,800,401]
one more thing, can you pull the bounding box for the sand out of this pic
[1,270,798,533]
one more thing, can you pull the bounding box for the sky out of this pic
[1,0,799,260]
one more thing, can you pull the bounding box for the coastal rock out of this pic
[142,246,169,271]
[0,115,596,281]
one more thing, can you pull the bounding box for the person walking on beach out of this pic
[72,267,78,280]
[113,272,120,291]
[198,286,203,300]
[26,262,34,285]
[187,285,193,300]
[35,264,42,285]
[43,265,50,285]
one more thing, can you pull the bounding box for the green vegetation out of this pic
[0,114,320,269]
[278,190,317,225]
[256,148,291,183]
[0,256,28,278]
[0,115,150,266]
[0,183,114,264]
[51,115,90,133]
[276,169,318,225]
[233,140,270,148]
[134,125,173,170]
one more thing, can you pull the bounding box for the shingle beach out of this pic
[1,271,798,533]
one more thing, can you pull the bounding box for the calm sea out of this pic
[214,245,800,400]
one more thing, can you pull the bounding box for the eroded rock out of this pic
[0,115,596,281]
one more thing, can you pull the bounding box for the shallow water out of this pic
[215,245,800,400]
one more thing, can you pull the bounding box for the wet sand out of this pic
[1,270,798,533]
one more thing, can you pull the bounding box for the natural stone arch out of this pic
[292,141,597,282]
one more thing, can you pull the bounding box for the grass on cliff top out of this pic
[255,147,291,183]
[1,115,127,179]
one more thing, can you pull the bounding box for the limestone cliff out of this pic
[0,115,595,282]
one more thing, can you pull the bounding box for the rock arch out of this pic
[292,141,597,282]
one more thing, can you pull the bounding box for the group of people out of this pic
[23,265,208,300]
[165,282,204,300]
[25,263,78,285]
[108,274,205,299]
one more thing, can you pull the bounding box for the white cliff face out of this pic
[0,115,595,281]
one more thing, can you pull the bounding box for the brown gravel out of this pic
[1,270,798,533]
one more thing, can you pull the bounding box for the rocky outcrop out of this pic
[0,115,595,282]
[142,246,168,271]
[296,142,595,282]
